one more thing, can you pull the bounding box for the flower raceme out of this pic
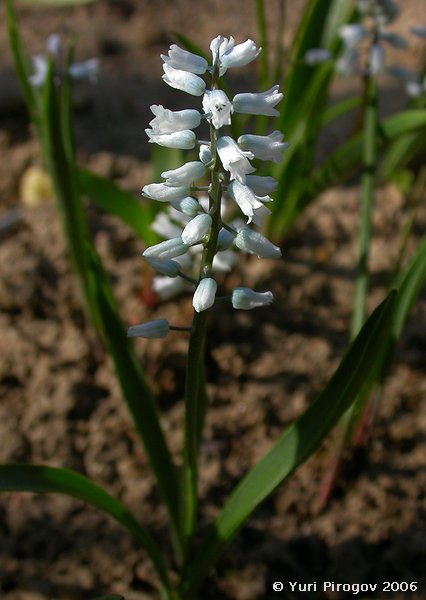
[129,36,286,339]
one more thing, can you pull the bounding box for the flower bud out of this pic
[304,48,332,65]
[127,319,170,339]
[145,129,197,150]
[69,58,99,81]
[217,227,235,250]
[144,257,181,277]
[232,85,283,117]
[193,277,217,312]
[368,44,385,76]
[170,197,200,217]
[142,183,190,202]
[161,44,208,74]
[181,214,212,245]
[235,228,281,259]
[143,238,189,260]
[232,287,274,310]
[162,161,206,186]
[199,144,213,165]
[238,131,289,163]
[162,64,206,96]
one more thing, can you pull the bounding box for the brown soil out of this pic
[1,2,426,600]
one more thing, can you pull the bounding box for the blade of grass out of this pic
[0,464,170,593]
[179,291,396,596]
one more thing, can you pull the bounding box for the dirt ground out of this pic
[0,1,426,599]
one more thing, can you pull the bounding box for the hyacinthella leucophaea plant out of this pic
[128,34,287,552]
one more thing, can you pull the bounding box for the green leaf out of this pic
[180,291,397,595]
[320,95,362,127]
[270,109,426,239]
[392,235,426,339]
[78,168,158,244]
[5,0,37,122]
[0,465,169,591]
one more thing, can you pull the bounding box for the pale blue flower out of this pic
[216,136,255,183]
[143,238,189,260]
[203,89,233,129]
[145,129,197,150]
[235,228,281,259]
[162,161,206,186]
[149,105,202,134]
[232,287,274,310]
[142,183,190,202]
[193,278,217,312]
[161,44,208,74]
[233,85,283,117]
[181,214,212,245]
[162,64,206,96]
[128,319,170,339]
[238,131,289,163]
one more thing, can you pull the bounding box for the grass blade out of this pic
[0,464,170,591]
[78,168,158,244]
[180,291,397,595]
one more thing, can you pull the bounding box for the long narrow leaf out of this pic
[270,110,426,239]
[180,291,396,595]
[0,465,170,591]
[5,0,37,122]
[78,168,158,244]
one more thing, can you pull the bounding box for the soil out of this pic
[1,2,426,600]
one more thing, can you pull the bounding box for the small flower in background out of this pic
[131,35,284,338]
[29,34,99,87]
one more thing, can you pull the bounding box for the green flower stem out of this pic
[181,67,222,555]
[350,74,378,340]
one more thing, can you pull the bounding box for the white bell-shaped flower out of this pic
[162,64,206,96]
[199,144,213,165]
[212,250,237,273]
[181,214,212,245]
[69,58,99,81]
[245,175,278,196]
[227,180,271,224]
[368,44,385,75]
[162,161,206,186]
[203,89,233,129]
[142,183,190,202]
[304,48,332,65]
[144,257,181,277]
[235,228,281,259]
[238,131,289,163]
[128,319,170,339]
[161,44,208,74]
[149,105,202,134]
[339,24,366,48]
[143,238,189,260]
[29,56,49,87]
[232,287,274,310]
[193,277,217,312]
[145,128,197,150]
[232,85,283,117]
[216,136,255,183]
[219,37,260,70]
